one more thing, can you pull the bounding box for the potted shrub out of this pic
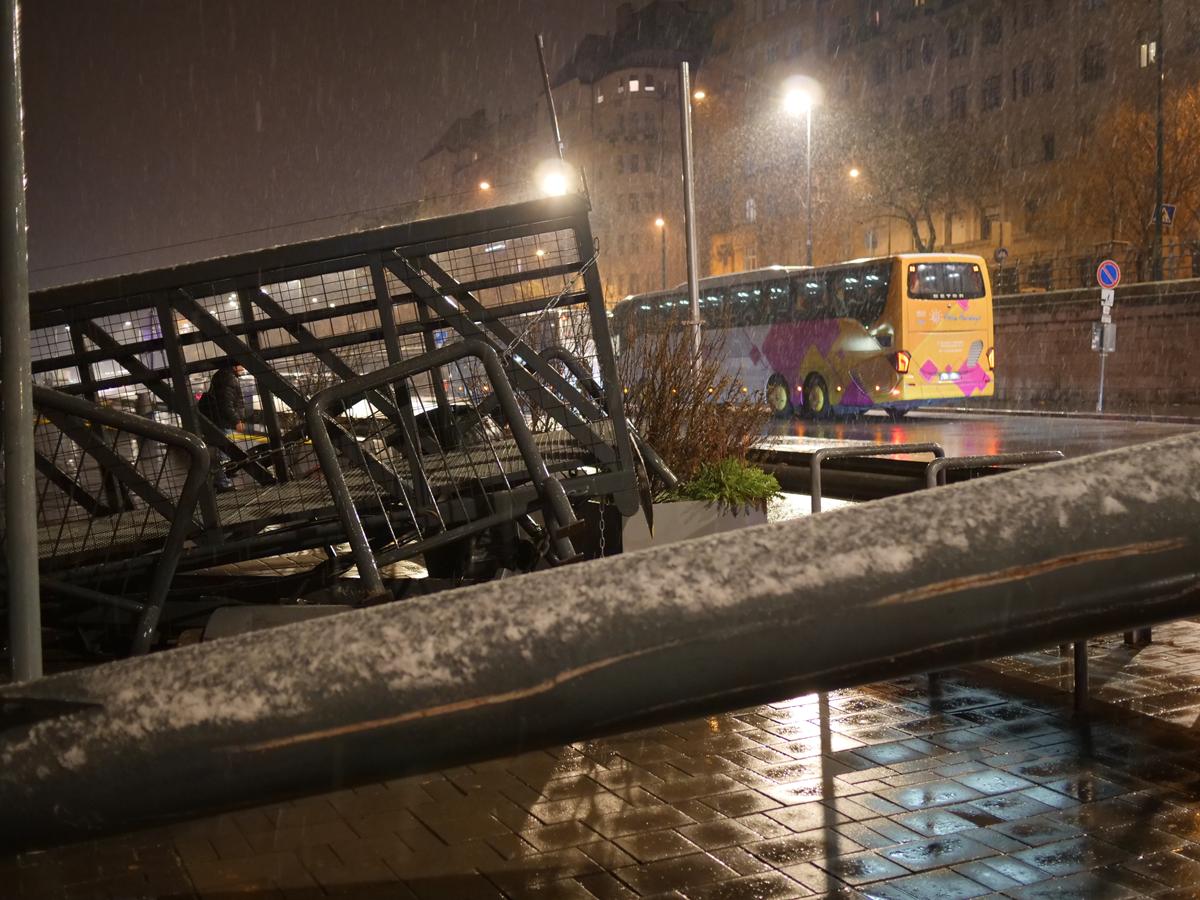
[616,323,780,551]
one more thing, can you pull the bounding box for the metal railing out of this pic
[13,386,211,654]
[990,241,1200,295]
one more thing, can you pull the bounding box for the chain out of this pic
[597,495,607,558]
[503,250,601,362]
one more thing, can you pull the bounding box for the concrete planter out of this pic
[622,500,767,552]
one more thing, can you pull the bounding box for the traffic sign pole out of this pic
[1094,263,1120,413]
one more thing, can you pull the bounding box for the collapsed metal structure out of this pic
[4,195,655,656]
[1,431,1198,849]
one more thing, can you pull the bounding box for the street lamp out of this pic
[692,89,706,101]
[479,180,491,191]
[848,167,860,180]
[654,217,667,290]
[782,76,823,267]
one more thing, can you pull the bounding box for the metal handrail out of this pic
[29,385,212,654]
[811,443,946,513]
[307,339,580,596]
[925,451,1066,489]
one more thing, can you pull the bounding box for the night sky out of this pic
[20,0,636,287]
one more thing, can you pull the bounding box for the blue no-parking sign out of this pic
[1096,259,1121,289]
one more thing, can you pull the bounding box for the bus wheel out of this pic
[887,408,909,422]
[766,375,792,418]
[802,374,832,419]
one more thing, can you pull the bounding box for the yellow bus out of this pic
[612,253,995,419]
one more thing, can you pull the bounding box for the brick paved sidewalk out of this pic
[9,621,1200,899]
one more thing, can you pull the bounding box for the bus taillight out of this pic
[986,347,995,370]
[890,350,912,374]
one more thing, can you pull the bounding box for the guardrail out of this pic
[990,242,1200,294]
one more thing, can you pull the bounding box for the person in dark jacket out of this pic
[198,362,247,491]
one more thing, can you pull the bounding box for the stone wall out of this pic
[993,280,1200,416]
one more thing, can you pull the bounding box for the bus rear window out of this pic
[907,263,986,300]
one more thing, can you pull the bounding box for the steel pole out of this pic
[660,224,667,290]
[2,0,41,681]
[2,431,1199,849]
[678,63,701,367]
[1153,0,1165,281]
[806,106,814,267]
[1097,349,1108,413]
[535,34,565,162]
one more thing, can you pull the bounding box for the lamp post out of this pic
[783,79,822,267]
[654,217,666,290]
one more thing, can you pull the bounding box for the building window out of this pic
[982,14,1002,47]
[922,93,935,118]
[617,78,625,94]
[1042,59,1056,92]
[1043,132,1056,161]
[980,209,998,241]
[1020,61,1034,97]
[745,244,758,269]
[1084,0,1107,9]
[630,193,639,213]
[629,78,640,92]
[1140,38,1158,68]
[981,75,1002,111]
[948,25,968,58]
[1020,2,1035,29]
[629,154,639,174]
[766,44,780,63]
[949,85,968,118]
[789,34,804,57]
[745,197,758,223]
[644,74,656,92]
[596,92,604,104]
[1082,43,1106,83]
[616,155,624,175]
[901,40,915,71]
[921,35,935,65]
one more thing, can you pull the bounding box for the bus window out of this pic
[827,269,861,319]
[848,264,891,326]
[700,287,725,327]
[793,276,824,320]
[907,262,986,299]
[729,283,763,327]
[764,279,791,323]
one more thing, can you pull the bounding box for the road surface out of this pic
[762,410,1198,459]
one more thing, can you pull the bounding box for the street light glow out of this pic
[535,159,575,198]
[479,180,491,191]
[781,75,824,117]
[849,167,861,179]
[541,172,568,196]
[693,89,706,100]
[654,217,665,228]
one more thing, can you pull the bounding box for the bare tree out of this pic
[1071,87,1200,270]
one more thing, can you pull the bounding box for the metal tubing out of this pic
[811,443,946,513]
[31,386,211,653]
[926,451,1066,489]
[678,62,702,367]
[1,430,1198,849]
[309,340,580,590]
[2,0,40,681]
[238,290,290,483]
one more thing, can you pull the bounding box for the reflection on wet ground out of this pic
[13,622,1200,898]
[763,410,1199,459]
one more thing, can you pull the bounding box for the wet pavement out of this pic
[762,411,1198,460]
[12,622,1200,898]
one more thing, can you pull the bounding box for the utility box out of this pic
[1091,322,1117,353]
